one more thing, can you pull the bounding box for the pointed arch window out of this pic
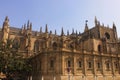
[88,61,92,69]
[68,60,71,67]
[97,62,101,69]
[87,59,93,69]
[106,63,110,69]
[66,58,72,69]
[77,58,83,69]
[105,60,110,70]
[98,45,101,52]
[13,38,20,49]
[105,32,110,39]
[53,42,57,50]
[50,59,54,68]
[34,40,40,52]
[78,61,82,68]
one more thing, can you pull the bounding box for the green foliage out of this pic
[0,39,32,79]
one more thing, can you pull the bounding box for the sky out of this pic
[0,0,120,36]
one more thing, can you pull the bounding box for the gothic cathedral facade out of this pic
[0,16,120,80]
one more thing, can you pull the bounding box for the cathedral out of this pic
[0,16,120,80]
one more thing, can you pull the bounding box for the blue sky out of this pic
[0,0,120,36]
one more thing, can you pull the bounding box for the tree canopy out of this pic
[0,39,32,79]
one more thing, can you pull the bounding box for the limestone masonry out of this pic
[1,16,120,80]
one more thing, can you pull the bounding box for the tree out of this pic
[0,39,32,79]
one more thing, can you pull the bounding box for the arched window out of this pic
[97,62,101,69]
[98,45,101,52]
[78,61,82,68]
[13,38,20,49]
[88,62,92,68]
[68,60,71,67]
[105,32,110,39]
[34,40,39,52]
[53,42,57,50]
[66,57,72,68]
[106,61,110,70]
[50,60,54,68]
[106,63,110,69]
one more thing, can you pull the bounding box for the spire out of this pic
[79,32,81,35]
[113,22,116,29]
[30,22,32,31]
[21,25,24,34]
[55,29,57,35]
[67,30,69,36]
[21,25,24,30]
[72,28,74,34]
[45,24,48,33]
[61,27,64,36]
[49,30,52,38]
[113,22,118,40]
[98,21,100,26]
[27,20,30,29]
[95,16,98,26]
[24,24,26,30]
[2,16,10,44]
[3,16,9,28]
[50,30,52,34]
[40,27,42,33]
[5,16,9,22]
[84,20,89,32]
[76,30,78,35]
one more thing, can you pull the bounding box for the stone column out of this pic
[111,58,114,77]
[93,56,96,79]
[83,54,87,78]
[101,57,105,76]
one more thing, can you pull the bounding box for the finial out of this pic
[76,30,78,35]
[67,30,69,36]
[3,16,9,27]
[50,30,52,34]
[113,22,116,28]
[61,27,64,36]
[84,20,89,32]
[72,28,74,34]
[27,20,30,29]
[5,16,8,21]
[98,21,100,26]
[21,25,24,34]
[95,16,97,26]
[30,22,32,30]
[45,24,48,33]
[79,31,81,35]
[40,27,42,33]
[86,20,88,24]
[55,29,57,35]
[24,24,26,30]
